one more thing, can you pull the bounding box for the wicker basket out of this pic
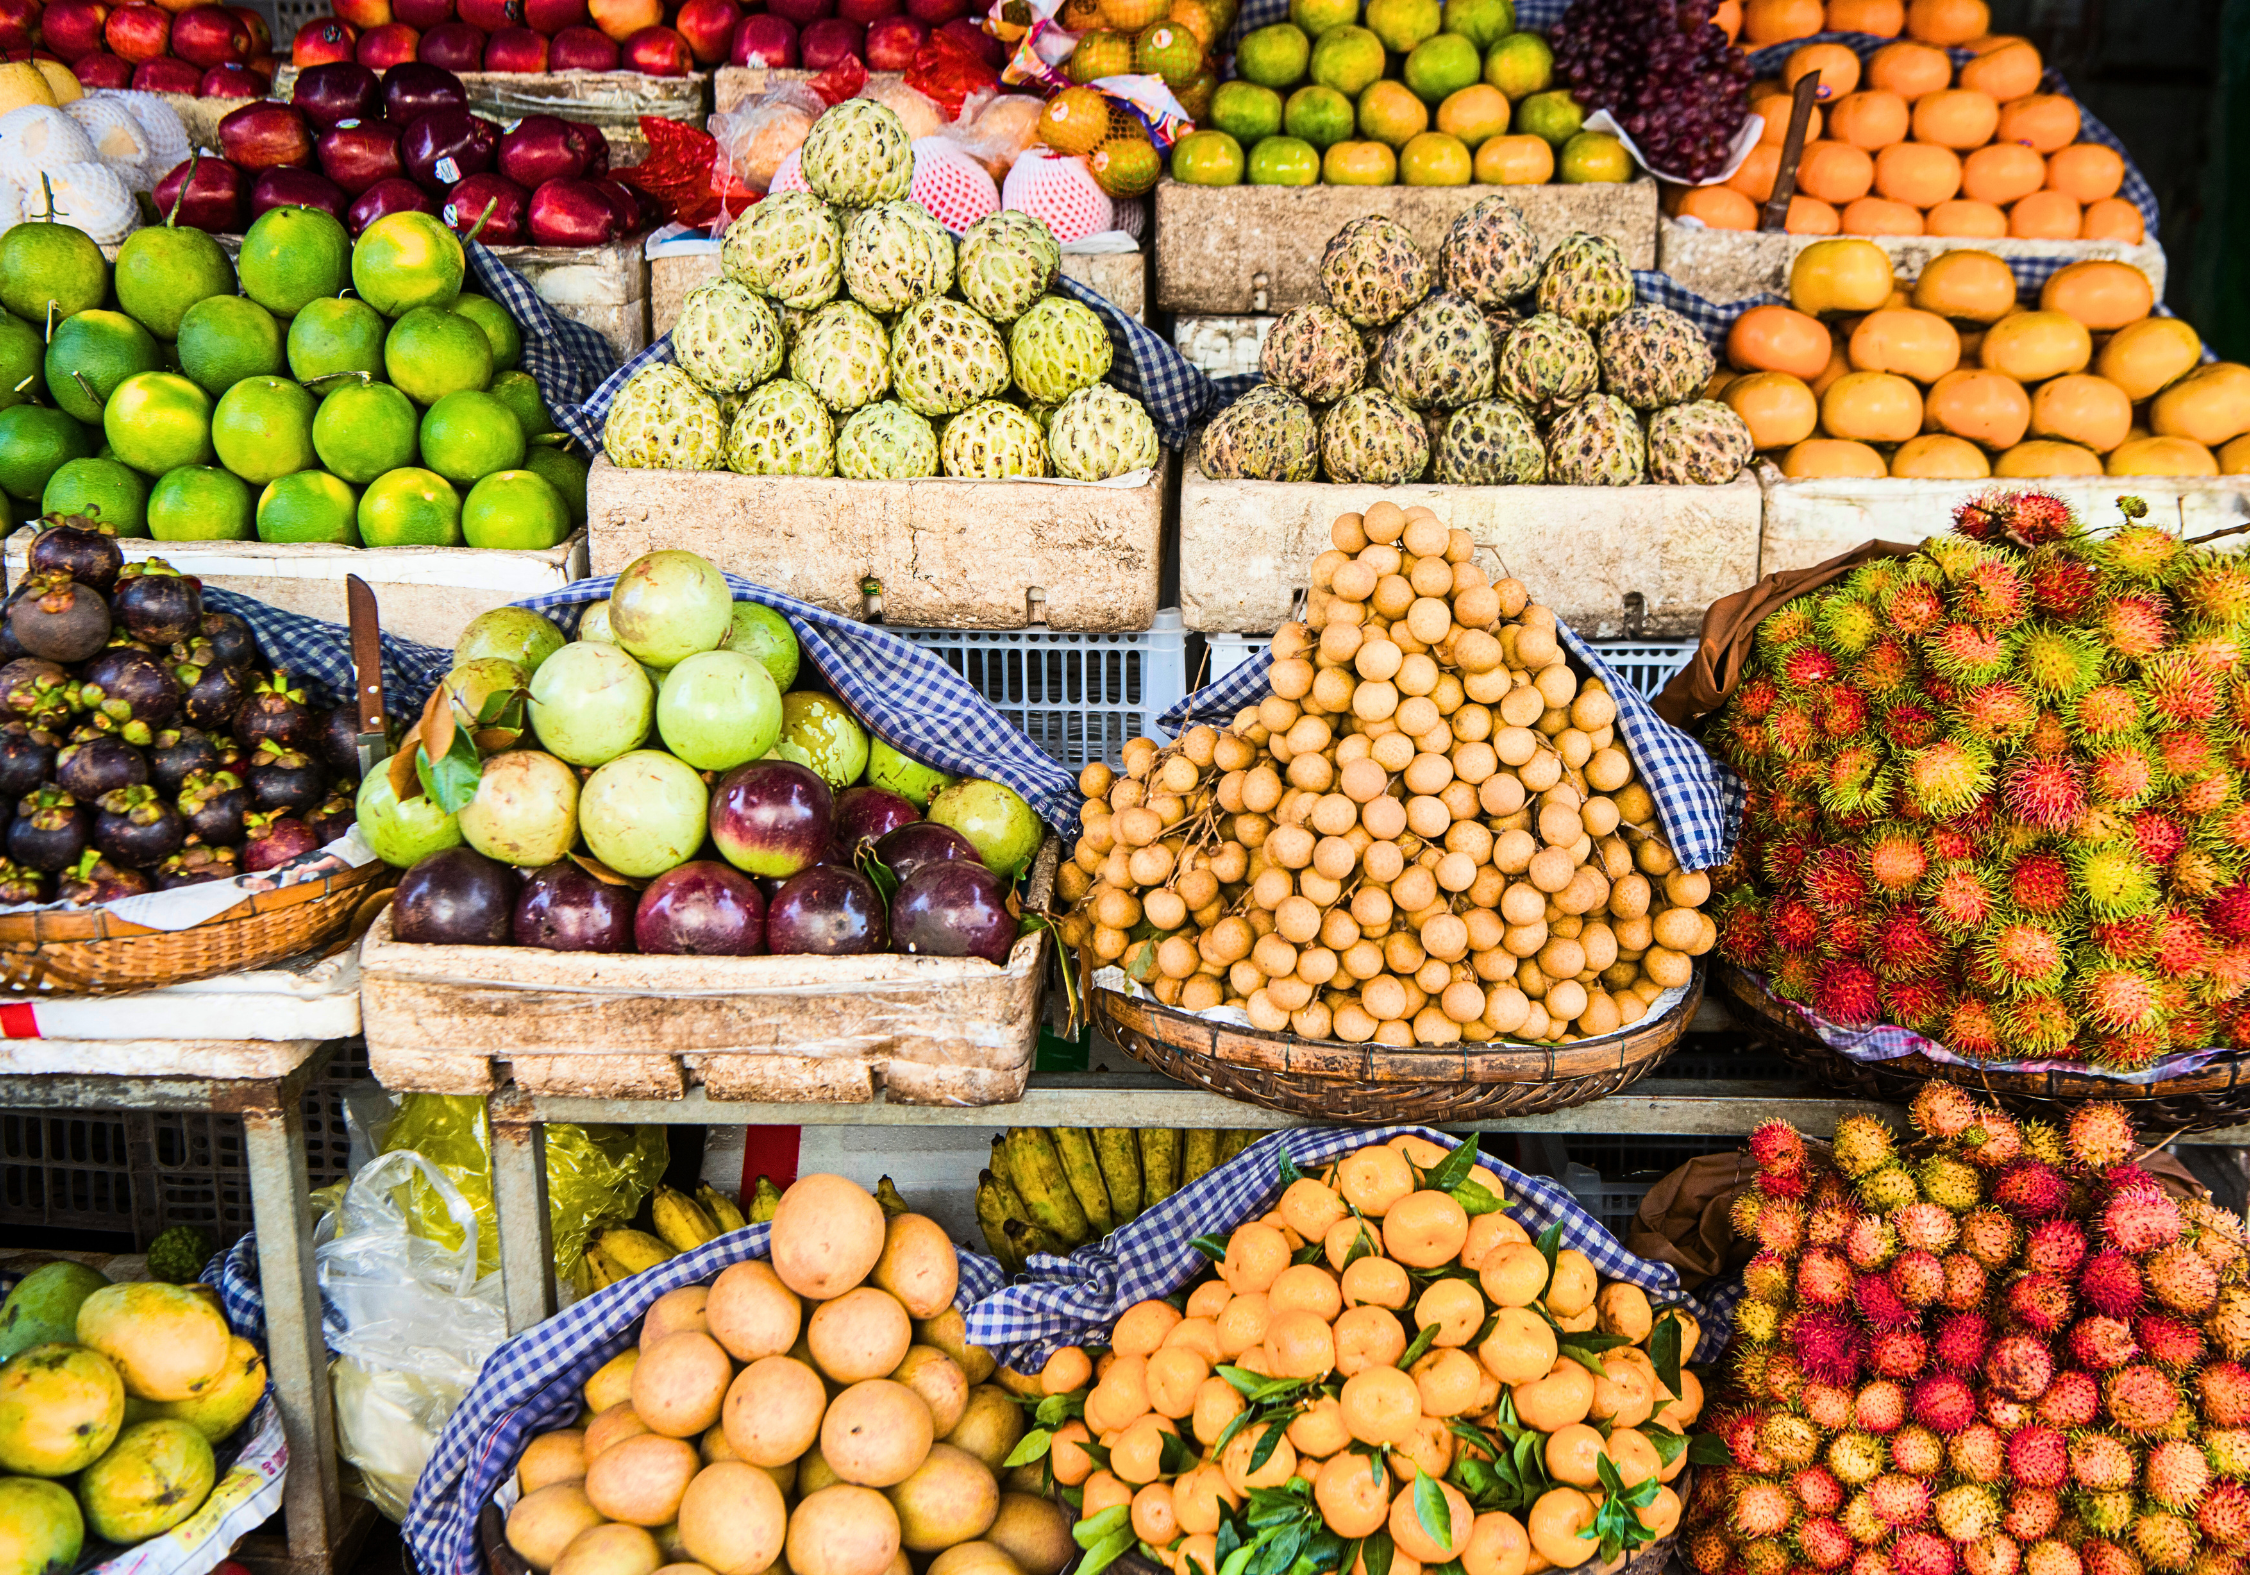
[1718,963,2250,1132]
[1095,966,1702,1122]
[0,861,389,996]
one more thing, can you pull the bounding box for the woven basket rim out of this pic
[0,859,386,943]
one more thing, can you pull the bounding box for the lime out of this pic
[314,383,420,483]
[522,445,588,527]
[1474,131,1555,183]
[419,389,525,484]
[1364,0,1440,52]
[1400,130,1472,183]
[1211,81,1285,144]
[1169,129,1246,185]
[1483,30,1553,98]
[1403,32,1480,102]
[358,466,463,546]
[113,226,236,340]
[237,206,351,320]
[1443,0,1511,47]
[1559,129,1633,182]
[288,297,388,387]
[0,406,93,501]
[488,369,553,437]
[0,312,41,410]
[1308,26,1386,96]
[0,222,107,325]
[452,293,523,372]
[42,456,148,535]
[147,466,254,541]
[1283,85,1356,148]
[1515,87,1585,147]
[1288,0,1357,34]
[213,375,318,485]
[104,371,214,475]
[353,212,467,318]
[1358,80,1431,146]
[1436,83,1511,145]
[1324,140,1400,183]
[177,296,285,397]
[386,306,493,406]
[1248,135,1322,184]
[44,309,161,424]
[1236,22,1309,86]
[462,469,570,551]
[256,470,360,545]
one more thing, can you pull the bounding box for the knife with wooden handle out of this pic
[347,574,390,778]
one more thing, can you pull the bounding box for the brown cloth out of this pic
[1652,540,1921,730]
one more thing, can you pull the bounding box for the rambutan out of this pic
[2078,1542,2144,1575]
[1884,976,1955,1031]
[1797,1519,1855,1570]
[1929,867,1997,935]
[2213,1284,2250,1361]
[2024,1542,2081,1575]
[2179,555,2250,624]
[1871,1472,1932,1526]
[1994,1160,2072,1220]
[2007,1425,2069,1488]
[1682,1529,1729,1575]
[1730,1477,1797,1539]
[2093,1026,2172,1072]
[1891,1422,1945,1476]
[2081,1249,2147,1317]
[2103,519,2181,580]
[1769,897,1822,954]
[1847,1212,1900,1270]
[1911,1373,1977,1433]
[2159,727,2217,778]
[1832,1114,1896,1179]
[1964,1535,2022,1575]
[1932,1309,1992,1372]
[2103,1362,2182,1432]
[1895,1533,1958,1575]
[2001,849,2072,916]
[2026,710,2072,755]
[1867,826,1933,893]
[2130,1508,2198,1574]
[1858,1272,1915,1331]
[1960,1108,2024,1168]
[1732,1297,1781,1345]
[1813,960,1883,1027]
[1942,1252,1989,1310]
[2017,624,2102,699]
[2199,1481,2250,1554]
[1755,1197,1809,1257]
[2004,757,2090,831]
[1794,1246,1854,1308]
[1887,579,1946,637]
[2070,1429,2139,1492]
[2177,767,2239,815]
[1781,644,1842,690]
[1882,699,1942,748]
[2083,1494,2141,1540]
[1803,1382,1856,1431]
[1757,1345,1806,1403]
[2005,1272,2075,1334]
[1946,997,2004,1058]
[2075,682,2143,738]
[1748,1119,1807,1176]
[1831,1427,1887,1483]
[1955,678,2040,744]
[1768,702,1822,758]
[2200,1362,2250,1426]
[1915,1154,1982,1214]
[1792,1306,1863,1387]
[2212,1428,2250,1479]
[1960,1208,2018,1267]
[2036,1368,2100,1428]
[1802,848,1871,916]
[2133,811,2191,868]
[1986,1329,2057,1400]
[1757,1410,1822,1467]
[2187,623,2249,675]
[1906,739,1996,819]
[1861,1164,1921,1214]
[1873,908,1946,980]
[2072,1315,2143,1372]
[2133,1311,2207,1370]
[2030,544,2101,618]
[2101,592,2172,660]
[1860,635,1920,697]
[2101,1185,2187,1252]
[2143,1437,2214,1509]
[2021,1219,2088,1275]
[1869,1327,1930,1379]
[1857,1380,1907,1434]
[1949,1419,2005,1483]
[1895,1201,1960,1254]
[1979,921,2069,994]
[2080,965,2168,1033]
[1818,596,1882,656]
[2213,883,2250,944]
[1936,1483,2003,1543]
[1823,744,1894,817]
[2090,742,2159,807]
[1985,1387,2032,1431]
[1970,490,2076,548]
[2140,650,2224,726]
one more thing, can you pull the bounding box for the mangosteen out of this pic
[9,789,88,873]
[7,571,110,663]
[235,670,313,754]
[58,848,150,906]
[0,592,25,666]
[306,789,355,844]
[178,769,249,845]
[0,859,47,904]
[71,647,181,745]
[316,701,386,780]
[27,519,124,593]
[94,784,185,868]
[55,734,147,801]
[0,658,75,729]
[173,640,248,732]
[111,560,203,648]
[196,609,258,672]
[156,843,240,889]
[246,739,326,815]
[151,727,221,795]
[0,723,56,801]
[242,810,320,872]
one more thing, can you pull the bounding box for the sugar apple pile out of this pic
[1198,198,1755,489]
[604,99,1160,484]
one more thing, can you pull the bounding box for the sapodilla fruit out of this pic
[870,1215,960,1320]
[583,1432,700,1525]
[632,1330,733,1437]
[506,1482,606,1571]
[706,1260,803,1362]
[770,1174,889,1299]
[820,1379,935,1487]
[788,1484,904,1575]
[677,1461,788,1575]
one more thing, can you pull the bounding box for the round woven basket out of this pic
[0,861,389,996]
[1717,963,2250,1131]
[1096,965,1702,1123]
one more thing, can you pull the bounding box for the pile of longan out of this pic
[1058,501,1717,1049]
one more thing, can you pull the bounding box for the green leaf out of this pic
[1292,1240,1328,1266]
[1643,1427,1689,1468]
[1002,1429,1052,1469]
[1648,1312,1682,1401]
[1211,1407,1258,1461]
[1219,1365,1266,1397]
[1534,1223,1562,1285]
[1511,1432,1542,1488]
[1427,1562,1466,1575]
[1451,1179,1504,1217]
[1594,1455,1623,1496]
[1216,1522,1243,1569]
[1073,1507,1131,1551]
[1249,1376,1313,1405]
[1412,1470,1452,1554]
[1687,1432,1731,1466]
[1279,1151,1304,1186]
[1034,1394,1079,1428]
[1219,1546,1255,1575]
[1398,1319,1440,1372]
[1079,1525,1137,1575]
[1248,1419,1288,1476]
[416,725,485,814]
[1362,1532,1395,1575]
[1161,1429,1202,1476]
[1445,1418,1501,1462]
[1191,1233,1230,1263]
[1081,1440,1113,1469]
[1338,1539,1363,1575]
[1453,1459,1499,1504]
[1558,1331,1630,1377]
[1424,1135,1481,1192]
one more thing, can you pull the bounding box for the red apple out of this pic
[457,0,518,29]
[417,20,485,67]
[482,24,545,65]
[131,55,203,87]
[797,15,858,66]
[546,22,613,63]
[670,0,735,61]
[198,61,267,93]
[393,0,453,26]
[400,104,497,190]
[441,170,526,240]
[597,175,651,229]
[862,13,921,67]
[727,11,794,63]
[355,20,419,62]
[585,0,655,41]
[936,15,1001,64]
[219,100,315,169]
[528,176,618,243]
[292,59,378,124]
[333,0,390,26]
[0,4,31,49]
[347,174,436,233]
[251,166,349,222]
[39,0,110,61]
[172,4,252,63]
[154,155,249,231]
[229,3,270,49]
[520,0,583,32]
[766,0,829,24]
[620,22,687,71]
[574,119,608,175]
[497,113,583,183]
[903,0,968,25]
[381,59,467,118]
[291,16,358,64]
[72,49,134,81]
[103,4,170,60]
[317,118,403,191]
[836,0,895,23]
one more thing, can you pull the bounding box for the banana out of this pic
[989,1136,1016,1196]
[596,1228,674,1276]
[1004,1127,1090,1246]
[1180,1129,1221,1186]
[698,1184,747,1233]
[652,1186,721,1252]
[976,1173,1021,1273]
[876,1177,910,1218]
[749,1176,783,1224]
[1216,1129,1255,1164]
[1002,1218,1051,1269]
[1139,1128,1180,1207]
[1094,1129,1142,1224]
[1052,1129,1114,1237]
[585,1245,621,1291]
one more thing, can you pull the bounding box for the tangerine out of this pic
[1223,1223,1291,1293]
[1904,0,1986,42]
[1314,1453,1391,1538]
[1278,1179,1348,1241]
[1189,1378,1243,1447]
[2048,143,2125,203]
[1742,0,1823,42]
[1724,371,1822,447]
[1785,41,1861,98]
[1334,1304,1408,1376]
[1797,141,1876,204]
[1783,196,1842,234]
[1926,198,2010,236]
[2109,434,2218,475]
[1390,1478,1474,1562]
[1912,89,2000,149]
[1543,1423,1608,1488]
[1726,143,1782,203]
[1962,141,2047,204]
[1461,1512,1531,1575]
[1339,1366,1420,1445]
[1924,367,2032,447]
[1221,1422,1297,1492]
[1145,1348,1210,1420]
[1842,197,1924,235]
[1959,38,2041,100]
[1269,1264,1344,1321]
[1340,1254,1411,1310]
[1827,89,1909,149]
[1264,1310,1338,1378]
[1113,1301,1182,1358]
[1868,40,1952,96]
[1416,1277,1486,1346]
[1337,1145,1414,1215]
[1993,438,2103,475]
[2009,189,2082,238]
[1383,1190,1471,1267]
[1890,433,1994,476]
[2040,258,2153,330]
[1996,94,2079,152]
[1412,1347,1484,1416]
[1781,436,1888,476]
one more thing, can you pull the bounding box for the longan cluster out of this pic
[1059,500,1717,1048]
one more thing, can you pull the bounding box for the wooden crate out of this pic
[1,528,589,649]
[586,455,1166,631]
[272,65,710,162]
[1656,216,2171,303]
[1177,458,1764,638]
[648,245,1148,330]
[1151,177,1661,315]
[359,839,1056,1102]
[486,234,650,359]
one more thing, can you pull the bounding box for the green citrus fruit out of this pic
[0,312,41,410]
[487,369,553,437]
[1211,81,1285,144]
[385,306,493,406]
[1400,129,1473,183]
[462,469,570,550]
[0,406,93,502]
[177,296,285,397]
[1288,0,1358,36]
[1482,29,1552,97]
[1284,85,1356,147]
[313,383,420,483]
[357,466,463,546]
[104,371,215,475]
[522,445,588,527]
[1358,80,1431,146]
[1323,140,1400,183]
[1133,19,1205,86]
[1559,129,1632,182]
[1169,129,1246,184]
[451,294,522,371]
[353,212,466,318]
[213,375,318,485]
[1515,87,1585,146]
[42,456,148,535]
[256,469,360,545]
[1235,22,1310,86]
[1248,135,1321,184]
[113,226,236,340]
[1308,25,1386,96]
[44,309,161,424]
[287,297,388,388]
[419,389,525,484]
[1403,32,1481,103]
[1364,0,1440,52]
[147,465,254,540]
[237,205,351,319]
[0,223,107,325]
[1442,0,1512,49]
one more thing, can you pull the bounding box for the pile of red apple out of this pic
[31,0,282,98]
[153,60,661,243]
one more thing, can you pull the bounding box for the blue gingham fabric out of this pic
[203,1233,270,1344]
[965,1123,1736,1373]
[466,240,621,444]
[204,586,455,721]
[401,1224,1006,1575]
[1158,626,1740,872]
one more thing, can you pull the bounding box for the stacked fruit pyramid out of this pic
[1689,1089,2250,1575]
[1196,204,1757,487]
[1709,487,2250,1071]
[602,100,1161,483]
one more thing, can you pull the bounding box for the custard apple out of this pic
[941,399,1048,478]
[957,211,1061,322]
[1437,400,1545,485]
[1546,392,1645,485]
[671,280,784,394]
[1535,233,1634,332]
[791,300,891,412]
[1597,305,1717,410]
[725,379,836,476]
[1492,312,1599,421]
[1376,292,1495,411]
[1320,388,1429,484]
[1048,385,1158,481]
[1319,215,1430,328]
[1009,296,1112,404]
[1647,399,1754,485]
[1439,195,1540,312]
[800,99,913,209]
[836,400,940,480]
[842,199,954,315]
[1198,386,1318,482]
[1259,304,1365,404]
[721,192,842,310]
[603,364,724,470]
[891,298,1011,416]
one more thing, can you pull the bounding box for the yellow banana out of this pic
[1053,1129,1114,1237]
[698,1184,747,1233]
[652,1186,721,1252]
[876,1177,910,1218]
[749,1176,783,1224]
[1005,1127,1090,1246]
[1139,1128,1179,1206]
[989,1136,1016,1195]
[1180,1129,1221,1186]
[1095,1129,1142,1224]
[584,1244,624,1290]
[1216,1129,1255,1164]
[976,1173,1020,1273]
[597,1228,676,1276]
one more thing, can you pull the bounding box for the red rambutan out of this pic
[1883,701,1942,748]
[1798,1519,1855,1570]
[2005,1425,2068,1489]
[1870,1327,1930,1380]
[2024,1219,2088,1275]
[2072,1315,2143,1372]
[2078,1541,2143,1575]
[2151,908,2214,977]
[1895,1537,1960,1575]
[1929,867,1997,935]
[2029,546,2100,618]
[1892,1249,1947,1306]
[2101,593,2171,660]
[1964,1535,2022,1575]
[1958,489,2077,549]
[1793,1306,1864,1386]
[2024,1543,2081,1575]
[1867,827,1933,893]
[2070,1429,2139,1492]
[1993,1160,2071,1220]
[1857,1378,1907,1433]
[1980,921,2069,994]
[1872,1472,1933,1527]
[2005,1488,2063,1543]
[1803,848,1872,915]
[2201,1361,2250,1426]
[2142,650,2224,726]
[2080,969,2168,1035]
[1884,975,1955,1031]
[1858,1273,1915,1330]
[2004,757,2090,831]
[1954,678,2039,745]
[2133,810,2191,867]
[1859,635,1919,696]
[2133,1312,2207,1370]
[1946,997,2004,1058]
[2074,682,2142,738]
[1782,644,1841,690]
[1986,1330,2057,1401]
[2199,1481,2250,1554]
[2158,727,2217,778]
[2146,1437,2214,1510]
[2005,1273,2075,1335]
[2090,743,2158,807]
[2212,882,2250,943]
[1905,739,1996,819]
[2103,1362,2182,1432]
[1730,1477,1797,1539]
[1820,683,1873,738]
[1942,1252,1990,1310]
[1912,1373,1977,1433]
[1794,1246,1855,1308]
[1873,909,1946,980]
[2007,850,2073,916]
[1814,959,1884,1027]
[2081,1250,2147,1318]
[2100,1185,2186,1252]
[1748,1119,1807,1175]
[1933,1309,1992,1372]
[2037,1369,2100,1429]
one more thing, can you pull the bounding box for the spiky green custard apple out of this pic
[720,191,842,310]
[1438,194,1541,311]
[890,298,1012,417]
[956,211,1061,323]
[1436,399,1545,485]
[1048,385,1158,481]
[841,200,954,315]
[1534,232,1634,331]
[671,281,784,394]
[603,364,723,470]
[1318,387,1429,484]
[835,400,938,480]
[1008,297,1112,405]
[799,99,913,209]
[789,300,891,413]
[1545,392,1645,485]
[1259,303,1366,404]
[1375,291,1496,411]
[1597,304,1717,410]
[1492,312,1599,421]
[1197,385,1318,482]
[1318,214,1431,328]
[940,399,1047,479]
[724,379,834,476]
[1648,400,1754,485]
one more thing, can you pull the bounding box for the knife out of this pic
[347,574,391,779]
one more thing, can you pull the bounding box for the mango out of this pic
[140,1337,266,1443]
[0,1264,110,1363]
[78,1420,216,1545]
[0,1478,82,1575]
[75,1284,230,1402]
[0,1343,124,1476]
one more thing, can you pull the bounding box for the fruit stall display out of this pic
[23,0,281,100]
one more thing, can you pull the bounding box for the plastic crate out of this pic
[1557,1136,1747,1240]
[265,0,317,43]
[886,613,1189,771]
[1200,635,1695,701]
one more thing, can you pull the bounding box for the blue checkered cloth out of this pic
[401,1224,1007,1575]
[1158,626,1740,872]
[203,1234,271,1343]
[467,240,621,445]
[203,586,455,721]
[965,1123,1737,1373]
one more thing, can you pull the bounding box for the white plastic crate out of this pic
[887,612,1189,771]
[1201,635,1695,701]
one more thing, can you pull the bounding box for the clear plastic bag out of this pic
[709,83,825,192]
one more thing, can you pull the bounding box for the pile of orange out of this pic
[1708,239,2250,479]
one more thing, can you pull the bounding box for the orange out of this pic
[1543,1423,1609,1488]
[1287,1395,1351,1458]
[1904,0,1987,42]
[1473,135,1553,184]
[1676,185,1759,229]
[1981,308,2092,380]
[1821,370,1925,442]
[1849,307,1960,380]
[1322,1217,1379,1274]
[1336,1144,1413,1216]
[1797,141,1876,205]
[1264,1310,1337,1379]
[1724,371,1821,448]
[1477,1306,1560,1386]
[1826,0,1903,31]
[1713,0,1742,38]
[1784,196,1842,234]
[2109,435,2219,476]
[1278,1179,1347,1242]
[1478,1242,1551,1307]
[1334,1304,1408,1376]
[1752,92,1817,146]
[1111,1414,1180,1487]
[1924,367,2030,448]
[1912,89,2001,150]
[1963,30,2028,50]
[1742,0,1824,43]
[2220,434,2250,474]
[1873,142,1961,206]
[1868,40,1952,97]
[2151,362,2250,447]
[1912,249,2018,321]
[1727,144,1783,204]
[1145,1347,1209,1420]
[1785,42,1862,99]
[1189,1377,1243,1447]
[1926,199,2009,237]
[1459,1210,1530,1271]
[1174,1464,1239,1536]
[1841,197,1924,234]
[1339,1366,1421,1446]
[2028,373,2133,452]
[1412,1346,1485,1417]
[1163,1317,1223,1363]
[1512,1359,1597,1433]
[1781,437,1888,476]
[1315,1454,1391,1539]
[1890,432,1993,476]
[1269,1264,1343,1321]
[1185,1281,1230,1320]
[1114,1301,1182,1358]
[1383,1190,1471,1267]
[1728,304,1834,378]
[1215,1295,1271,1358]
[1961,141,2047,205]
[1082,1470,1132,1519]
[1223,1223,1289,1294]
[1390,1478,1474,1563]
[1132,1483,1178,1547]
[1340,1254,1411,1310]
[2049,144,2125,203]
[2009,190,2081,238]
[1221,1420,1296,1493]
[2041,259,2153,331]
[1828,90,1911,149]
[1387,1414,1455,1487]
[1416,1277,1486,1347]
[2097,316,2204,399]
[1462,1512,1532,1575]
[1996,94,2079,152]
[1958,38,2042,101]
[1993,438,2103,476]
